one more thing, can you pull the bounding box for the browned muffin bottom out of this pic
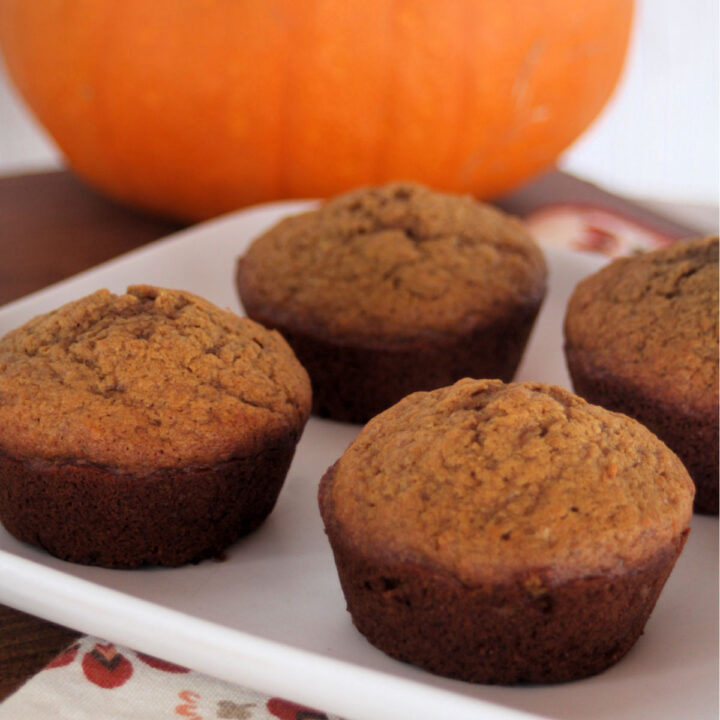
[0,446,297,568]
[0,285,312,567]
[564,236,718,514]
[236,182,547,422]
[319,379,694,684]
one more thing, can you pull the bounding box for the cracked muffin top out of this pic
[564,236,718,412]
[237,183,547,343]
[327,379,694,585]
[0,285,312,475]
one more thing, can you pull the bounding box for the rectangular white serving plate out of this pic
[0,201,716,720]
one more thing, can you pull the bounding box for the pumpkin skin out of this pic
[0,1,633,221]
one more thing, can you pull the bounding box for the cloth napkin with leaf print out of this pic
[0,636,343,720]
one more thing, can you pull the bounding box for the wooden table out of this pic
[0,168,697,703]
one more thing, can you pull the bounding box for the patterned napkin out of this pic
[523,202,680,256]
[0,201,696,720]
[0,636,342,720]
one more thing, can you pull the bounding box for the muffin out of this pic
[319,379,694,684]
[564,236,718,514]
[0,285,312,568]
[236,182,547,423]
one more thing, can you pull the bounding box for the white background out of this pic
[0,0,717,211]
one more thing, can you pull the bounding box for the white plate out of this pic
[0,202,716,720]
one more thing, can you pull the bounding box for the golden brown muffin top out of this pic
[0,286,311,475]
[237,183,547,344]
[564,236,719,412]
[329,379,694,585]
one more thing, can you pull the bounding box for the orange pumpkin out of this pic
[0,1,633,221]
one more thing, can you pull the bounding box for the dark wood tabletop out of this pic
[0,167,699,704]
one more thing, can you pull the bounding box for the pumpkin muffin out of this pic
[564,236,719,514]
[236,182,547,423]
[0,285,312,568]
[319,379,694,684]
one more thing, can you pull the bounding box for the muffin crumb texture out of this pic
[565,236,718,410]
[0,285,311,474]
[330,379,694,585]
[238,182,546,342]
